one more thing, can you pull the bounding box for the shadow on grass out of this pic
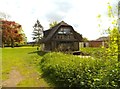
[28,51,47,56]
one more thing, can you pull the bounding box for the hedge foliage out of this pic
[80,47,108,59]
[40,52,120,88]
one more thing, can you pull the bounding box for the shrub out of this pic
[80,47,105,58]
[40,52,119,88]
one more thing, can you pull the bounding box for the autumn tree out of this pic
[32,20,43,47]
[0,20,25,48]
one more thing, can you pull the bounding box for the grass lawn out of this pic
[2,47,50,87]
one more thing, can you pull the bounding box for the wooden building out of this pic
[41,21,83,51]
[80,36,109,48]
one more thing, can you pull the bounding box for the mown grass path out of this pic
[2,47,49,87]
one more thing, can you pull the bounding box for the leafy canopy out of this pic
[0,20,25,47]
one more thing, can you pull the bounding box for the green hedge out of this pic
[40,52,120,88]
[80,47,105,58]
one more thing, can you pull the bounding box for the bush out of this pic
[40,52,119,88]
[80,47,105,58]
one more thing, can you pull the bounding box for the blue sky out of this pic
[0,0,118,42]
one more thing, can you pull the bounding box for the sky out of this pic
[0,0,118,42]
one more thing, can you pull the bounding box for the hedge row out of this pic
[40,52,120,88]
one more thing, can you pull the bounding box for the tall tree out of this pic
[106,1,120,61]
[32,20,43,47]
[49,21,58,28]
[97,1,120,61]
[0,20,25,48]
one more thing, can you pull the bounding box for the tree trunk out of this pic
[11,39,14,48]
[2,42,4,48]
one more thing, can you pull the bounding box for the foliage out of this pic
[40,52,120,88]
[97,1,120,61]
[80,47,107,59]
[0,20,25,48]
[106,1,120,61]
[106,27,119,60]
[32,20,43,45]
[82,37,88,42]
[49,21,58,28]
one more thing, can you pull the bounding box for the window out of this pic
[64,28,70,34]
[58,27,71,34]
[58,28,64,34]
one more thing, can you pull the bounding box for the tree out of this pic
[32,20,43,47]
[107,2,120,61]
[97,1,120,61]
[118,1,120,61]
[82,37,88,42]
[49,21,58,28]
[0,20,25,48]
